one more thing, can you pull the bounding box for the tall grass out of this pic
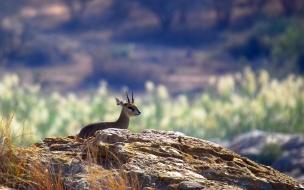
[0,68,303,141]
[0,115,64,189]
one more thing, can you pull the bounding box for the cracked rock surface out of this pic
[35,129,304,190]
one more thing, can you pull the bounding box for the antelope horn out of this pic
[126,91,130,103]
[132,91,134,103]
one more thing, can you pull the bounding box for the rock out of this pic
[220,130,290,162]
[272,147,304,182]
[33,129,303,189]
[220,130,304,182]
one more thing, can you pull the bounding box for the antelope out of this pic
[77,92,141,139]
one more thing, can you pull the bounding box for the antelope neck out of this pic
[115,110,130,129]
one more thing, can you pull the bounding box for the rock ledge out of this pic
[34,129,304,190]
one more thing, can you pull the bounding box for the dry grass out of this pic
[0,113,142,190]
[0,114,63,189]
[0,148,65,190]
[83,164,142,189]
[83,144,142,190]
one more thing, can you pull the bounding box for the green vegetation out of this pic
[0,68,303,142]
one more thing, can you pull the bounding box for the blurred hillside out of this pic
[0,0,304,94]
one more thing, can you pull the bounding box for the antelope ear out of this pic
[115,98,123,106]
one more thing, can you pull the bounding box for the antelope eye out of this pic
[127,106,134,111]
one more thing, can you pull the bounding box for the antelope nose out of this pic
[138,110,141,115]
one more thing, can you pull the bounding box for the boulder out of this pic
[34,129,304,189]
[220,130,304,182]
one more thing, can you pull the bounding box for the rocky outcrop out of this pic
[34,129,304,190]
[220,130,304,182]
